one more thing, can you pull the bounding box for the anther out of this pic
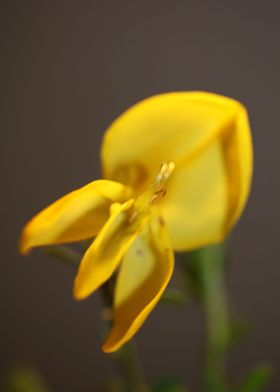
[151,161,175,192]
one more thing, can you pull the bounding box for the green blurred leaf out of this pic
[153,377,188,392]
[1,366,49,392]
[228,318,251,349]
[234,365,273,392]
[101,379,125,392]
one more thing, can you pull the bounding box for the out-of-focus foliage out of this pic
[153,377,188,392]
[1,366,49,392]
[179,244,272,392]
[234,365,273,392]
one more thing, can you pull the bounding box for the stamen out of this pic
[153,161,175,188]
[134,161,175,214]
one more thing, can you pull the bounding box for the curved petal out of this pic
[160,106,253,250]
[160,142,228,250]
[74,199,148,300]
[101,92,253,250]
[101,92,243,191]
[221,106,253,232]
[20,180,132,254]
[102,215,174,353]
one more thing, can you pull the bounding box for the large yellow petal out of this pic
[160,142,228,250]
[102,215,174,353]
[221,106,253,232]
[160,105,253,250]
[101,92,253,250]
[74,199,148,300]
[20,180,132,254]
[101,92,242,189]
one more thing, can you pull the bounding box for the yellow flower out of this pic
[20,92,253,353]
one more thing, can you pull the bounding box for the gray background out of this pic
[1,1,279,391]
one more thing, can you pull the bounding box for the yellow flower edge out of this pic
[20,91,253,352]
[101,91,253,250]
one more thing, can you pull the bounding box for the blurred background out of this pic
[1,0,279,390]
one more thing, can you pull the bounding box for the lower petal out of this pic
[102,216,174,353]
[74,199,147,300]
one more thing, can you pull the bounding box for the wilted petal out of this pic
[20,180,132,254]
[102,216,174,353]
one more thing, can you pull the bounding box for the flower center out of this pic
[134,161,175,215]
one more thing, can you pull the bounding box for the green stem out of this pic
[203,263,229,391]
[113,342,147,392]
[182,243,230,392]
[199,244,230,392]
[44,245,80,269]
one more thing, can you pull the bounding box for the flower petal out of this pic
[102,216,174,353]
[161,105,253,250]
[221,106,253,232]
[101,92,243,190]
[160,141,228,250]
[74,199,148,300]
[101,92,253,250]
[20,180,132,254]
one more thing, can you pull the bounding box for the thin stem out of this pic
[201,250,229,392]
[113,342,147,392]
[44,245,147,391]
[100,279,147,392]
[44,245,80,269]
